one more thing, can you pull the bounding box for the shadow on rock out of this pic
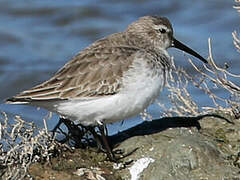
[109,113,232,146]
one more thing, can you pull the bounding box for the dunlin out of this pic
[6,16,207,161]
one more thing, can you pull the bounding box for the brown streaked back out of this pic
[7,33,140,102]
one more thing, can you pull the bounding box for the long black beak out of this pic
[172,38,208,64]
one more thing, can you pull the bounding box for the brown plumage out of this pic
[7,34,141,101]
[6,15,207,105]
[6,16,176,103]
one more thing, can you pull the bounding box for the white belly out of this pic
[56,73,165,126]
[54,58,167,126]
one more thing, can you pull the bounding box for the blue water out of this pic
[0,0,239,135]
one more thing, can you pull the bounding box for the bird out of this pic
[6,16,207,161]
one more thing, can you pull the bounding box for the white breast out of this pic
[55,53,168,126]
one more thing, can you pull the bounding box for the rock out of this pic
[28,111,240,179]
[113,112,240,179]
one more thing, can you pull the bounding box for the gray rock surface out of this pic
[27,111,240,180]
[114,112,240,179]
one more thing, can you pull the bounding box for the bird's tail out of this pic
[5,97,31,104]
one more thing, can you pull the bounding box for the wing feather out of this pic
[7,36,140,103]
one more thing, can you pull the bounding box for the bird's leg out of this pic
[51,117,64,138]
[98,125,116,161]
[60,117,88,148]
[85,126,106,152]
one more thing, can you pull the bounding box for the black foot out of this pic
[52,118,137,162]
[97,125,138,162]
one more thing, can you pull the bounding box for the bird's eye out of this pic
[159,28,166,34]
